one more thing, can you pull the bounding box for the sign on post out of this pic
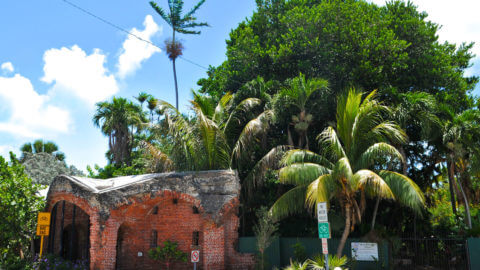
[36,212,51,258]
[318,222,330,239]
[191,250,200,263]
[317,202,328,222]
[321,238,328,255]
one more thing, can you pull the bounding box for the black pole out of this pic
[48,204,58,253]
[69,205,76,260]
[59,201,65,258]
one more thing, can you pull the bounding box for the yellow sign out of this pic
[36,224,50,236]
[37,212,51,225]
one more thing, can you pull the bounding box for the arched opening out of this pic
[48,200,90,264]
[115,223,135,270]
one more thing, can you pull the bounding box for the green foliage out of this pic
[282,259,309,270]
[147,240,187,270]
[86,163,144,179]
[254,206,279,270]
[199,0,477,108]
[93,97,147,166]
[0,153,45,269]
[308,254,349,269]
[271,89,425,256]
[291,241,307,262]
[20,140,65,162]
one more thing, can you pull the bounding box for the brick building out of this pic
[44,170,254,269]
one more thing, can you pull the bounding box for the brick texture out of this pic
[46,190,254,270]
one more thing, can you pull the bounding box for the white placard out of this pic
[317,202,328,222]
[191,250,200,263]
[351,242,378,261]
[321,238,328,254]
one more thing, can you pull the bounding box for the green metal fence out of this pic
[467,238,480,270]
[238,237,388,269]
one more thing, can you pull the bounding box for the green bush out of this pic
[148,240,187,270]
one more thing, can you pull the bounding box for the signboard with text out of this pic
[317,202,328,222]
[351,242,378,261]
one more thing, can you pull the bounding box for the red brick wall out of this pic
[47,190,255,270]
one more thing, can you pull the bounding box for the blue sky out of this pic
[0,0,479,172]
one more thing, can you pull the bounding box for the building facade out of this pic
[44,170,254,269]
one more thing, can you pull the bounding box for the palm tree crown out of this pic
[271,89,425,257]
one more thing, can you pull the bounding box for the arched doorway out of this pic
[48,201,90,263]
[115,223,134,270]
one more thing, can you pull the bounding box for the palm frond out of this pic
[270,185,308,222]
[306,174,336,208]
[281,149,334,169]
[379,170,425,215]
[231,110,273,165]
[279,163,330,186]
[317,126,346,161]
[353,170,394,199]
[356,142,403,169]
[244,145,293,190]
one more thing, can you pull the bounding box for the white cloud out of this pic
[0,145,15,158]
[117,15,162,78]
[0,74,71,138]
[1,62,14,73]
[42,45,119,105]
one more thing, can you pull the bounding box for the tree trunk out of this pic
[287,127,294,147]
[337,205,352,258]
[172,31,179,110]
[456,173,472,229]
[370,196,380,231]
[398,145,408,175]
[447,160,457,216]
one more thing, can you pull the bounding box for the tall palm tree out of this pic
[136,92,151,110]
[278,74,329,149]
[150,0,208,110]
[441,109,480,229]
[147,97,159,122]
[271,89,425,257]
[93,97,146,165]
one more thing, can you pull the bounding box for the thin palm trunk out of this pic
[172,31,179,110]
[456,173,472,229]
[370,196,380,231]
[447,159,458,216]
[399,145,408,175]
[337,204,352,258]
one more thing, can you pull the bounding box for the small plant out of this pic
[254,206,279,270]
[292,241,307,262]
[307,254,349,270]
[282,259,309,270]
[147,240,187,270]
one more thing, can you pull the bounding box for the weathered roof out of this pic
[47,170,240,222]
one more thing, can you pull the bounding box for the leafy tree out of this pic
[93,97,147,166]
[0,153,45,269]
[278,74,328,149]
[199,0,477,109]
[150,0,208,110]
[271,89,425,256]
[253,206,278,270]
[147,240,187,270]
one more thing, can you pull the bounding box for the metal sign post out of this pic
[36,212,51,258]
[191,250,200,270]
[317,202,329,270]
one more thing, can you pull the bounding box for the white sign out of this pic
[191,250,200,263]
[321,238,328,254]
[351,242,378,261]
[317,202,328,222]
